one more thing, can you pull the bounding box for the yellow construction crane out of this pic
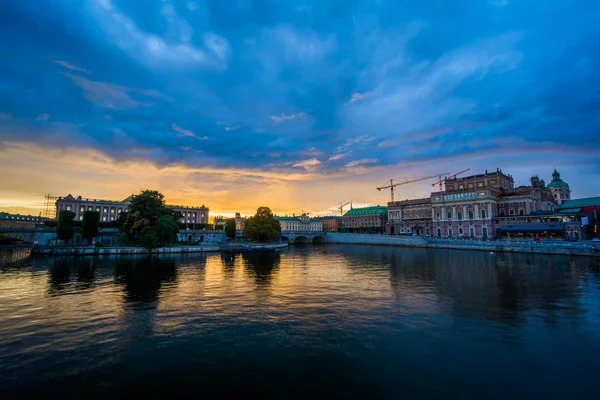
[431,168,471,191]
[338,201,351,216]
[377,173,449,202]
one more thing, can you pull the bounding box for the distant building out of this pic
[213,215,227,229]
[387,198,432,235]
[0,212,48,228]
[234,212,246,231]
[342,206,388,232]
[55,194,209,225]
[317,216,342,232]
[430,169,556,239]
[276,214,323,232]
[547,169,571,205]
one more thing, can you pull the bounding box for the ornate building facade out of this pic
[387,198,432,235]
[547,169,571,205]
[386,169,558,239]
[276,214,323,231]
[342,206,388,232]
[55,194,209,224]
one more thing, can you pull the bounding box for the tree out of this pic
[116,232,129,246]
[224,218,236,239]
[120,190,179,246]
[56,210,76,244]
[81,211,100,244]
[140,226,159,251]
[156,215,179,244]
[243,207,281,242]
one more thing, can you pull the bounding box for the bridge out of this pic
[281,231,326,244]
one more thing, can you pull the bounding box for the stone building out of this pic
[0,212,48,228]
[342,206,388,232]
[430,169,556,239]
[276,214,323,232]
[317,216,342,232]
[547,169,571,205]
[387,198,432,235]
[213,215,226,229]
[234,212,246,231]
[55,194,209,225]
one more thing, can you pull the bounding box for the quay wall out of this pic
[323,233,600,257]
[324,233,428,247]
[34,245,220,256]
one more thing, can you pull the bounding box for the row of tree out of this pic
[55,190,282,249]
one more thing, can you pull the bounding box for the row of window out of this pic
[435,209,488,220]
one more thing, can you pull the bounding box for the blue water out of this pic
[1,246,599,399]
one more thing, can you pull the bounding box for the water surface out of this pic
[1,246,599,398]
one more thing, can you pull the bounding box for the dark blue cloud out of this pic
[1,0,599,181]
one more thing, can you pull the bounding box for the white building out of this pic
[275,214,322,232]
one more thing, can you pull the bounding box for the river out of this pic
[1,246,599,399]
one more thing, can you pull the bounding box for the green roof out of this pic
[559,197,600,209]
[547,169,570,189]
[343,206,388,216]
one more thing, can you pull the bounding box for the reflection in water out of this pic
[242,251,281,302]
[0,246,600,398]
[114,256,177,303]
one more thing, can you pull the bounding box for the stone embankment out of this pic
[323,233,599,257]
[34,245,220,256]
[324,233,428,247]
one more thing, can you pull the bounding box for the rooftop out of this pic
[559,196,600,209]
[344,205,388,216]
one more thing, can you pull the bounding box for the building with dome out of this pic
[547,169,571,205]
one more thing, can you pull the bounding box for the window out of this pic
[519,202,523,206]
[102,216,107,221]
[447,211,452,220]
[509,209,515,215]
[481,209,487,219]
[482,227,488,238]
[468,211,474,220]
[110,209,114,213]
[457,212,462,220]
[436,212,440,220]
[103,209,107,213]
[508,202,514,206]
[519,209,524,216]
[437,229,441,237]
[448,229,453,238]
[459,228,463,235]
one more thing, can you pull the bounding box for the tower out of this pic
[547,169,571,205]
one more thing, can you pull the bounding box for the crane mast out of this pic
[377,173,449,203]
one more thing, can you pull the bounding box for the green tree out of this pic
[115,232,129,246]
[81,211,100,245]
[224,218,236,239]
[56,210,76,244]
[156,215,179,244]
[243,207,281,242]
[140,226,159,251]
[120,190,180,246]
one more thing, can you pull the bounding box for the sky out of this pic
[1,0,599,218]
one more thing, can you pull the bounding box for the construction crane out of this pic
[338,201,351,216]
[377,174,449,202]
[431,168,471,191]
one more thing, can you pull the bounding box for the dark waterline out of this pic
[1,246,600,399]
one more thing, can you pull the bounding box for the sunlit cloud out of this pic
[345,158,378,168]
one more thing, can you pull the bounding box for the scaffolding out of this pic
[43,193,59,219]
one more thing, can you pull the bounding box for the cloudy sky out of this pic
[1,0,599,218]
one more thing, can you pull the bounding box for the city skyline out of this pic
[1,1,599,217]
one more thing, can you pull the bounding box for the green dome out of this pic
[548,169,569,189]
